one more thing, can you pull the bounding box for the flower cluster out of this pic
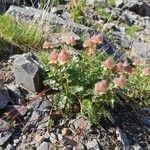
[49,49,71,65]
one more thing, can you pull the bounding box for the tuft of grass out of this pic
[125,25,139,38]
[95,6,113,22]
[70,0,92,27]
[107,0,116,7]
[0,15,44,49]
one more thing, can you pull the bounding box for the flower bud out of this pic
[113,75,126,88]
[123,61,133,74]
[58,49,71,64]
[43,41,52,49]
[102,58,113,70]
[91,34,103,44]
[83,39,94,48]
[66,36,76,46]
[49,51,58,64]
[114,62,124,74]
[94,80,108,95]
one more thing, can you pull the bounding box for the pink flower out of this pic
[43,41,53,49]
[143,67,150,75]
[114,62,124,74]
[49,51,58,64]
[113,75,126,88]
[66,36,76,46]
[83,39,94,48]
[123,61,133,74]
[102,58,113,70]
[58,49,71,64]
[94,80,108,95]
[91,34,103,44]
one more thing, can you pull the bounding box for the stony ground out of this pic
[0,0,150,150]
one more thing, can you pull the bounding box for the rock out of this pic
[138,108,150,127]
[13,53,43,92]
[124,0,150,17]
[0,4,5,14]
[37,100,52,112]
[0,84,11,109]
[131,40,150,65]
[5,105,27,117]
[133,144,143,150]
[115,0,124,8]
[86,0,107,6]
[116,127,130,150]
[87,139,98,149]
[6,5,95,35]
[112,31,133,49]
[121,13,134,26]
[0,119,15,146]
[0,0,39,8]
[37,141,50,150]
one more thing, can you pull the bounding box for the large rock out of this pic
[124,0,150,17]
[6,5,95,35]
[0,84,11,110]
[13,53,43,92]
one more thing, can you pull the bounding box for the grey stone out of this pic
[121,13,134,26]
[124,0,150,16]
[87,139,98,149]
[37,116,50,130]
[37,141,50,150]
[37,100,52,112]
[131,40,150,65]
[0,119,15,146]
[0,0,39,8]
[133,144,143,150]
[13,53,43,92]
[0,84,11,109]
[115,0,124,8]
[116,127,130,150]
[86,0,107,6]
[112,31,133,49]
[6,5,95,35]
[138,108,150,127]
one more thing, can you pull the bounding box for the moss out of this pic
[0,15,43,49]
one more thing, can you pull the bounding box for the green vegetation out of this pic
[107,0,116,7]
[0,15,43,49]
[125,25,139,38]
[95,6,113,22]
[70,0,92,27]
